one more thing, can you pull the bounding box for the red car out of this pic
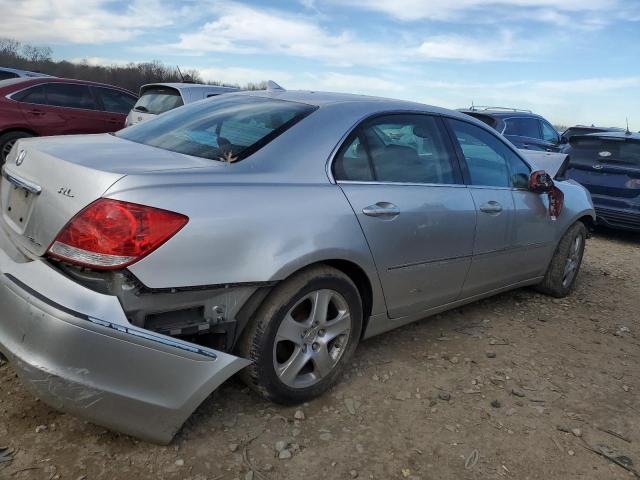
[0,77,137,164]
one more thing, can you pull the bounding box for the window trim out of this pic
[442,115,533,190]
[329,111,465,186]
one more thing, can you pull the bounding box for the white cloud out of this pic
[416,31,522,61]
[295,72,403,94]
[0,0,178,44]
[171,2,396,67]
[336,0,622,22]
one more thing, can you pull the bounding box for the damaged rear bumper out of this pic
[0,233,250,444]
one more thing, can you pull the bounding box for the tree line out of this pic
[0,38,266,93]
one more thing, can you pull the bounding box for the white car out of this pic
[125,83,241,126]
[0,67,52,81]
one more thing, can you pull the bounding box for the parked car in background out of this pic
[560,125,625,144]
[125,83,240,126]
[459,106,562,152]
[0,77,137,163]
[0,67,52,81]
[563,130,640,231]
[0,89,595,443]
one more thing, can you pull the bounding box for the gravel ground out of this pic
[1,228,638,480]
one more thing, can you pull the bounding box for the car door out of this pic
[92,86,137,131]
[446,118,521,297]
[334,113,477,319]
[448,118,559,295]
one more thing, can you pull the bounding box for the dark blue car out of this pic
[459,107,562,152]
[563,131,640,232]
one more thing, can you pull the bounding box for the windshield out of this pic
[116,95,317,162]
[133,86,184,115]
[570,136,640,166]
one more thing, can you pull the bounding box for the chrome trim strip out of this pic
[1,167,42,194]
[338,180,466,188]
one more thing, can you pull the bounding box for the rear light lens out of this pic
[47,199,188,269]
[625,179,640,189]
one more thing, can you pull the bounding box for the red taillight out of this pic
[47,199,188,269]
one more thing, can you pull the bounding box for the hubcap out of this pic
[273,289,351,389]
[562,234,582,288]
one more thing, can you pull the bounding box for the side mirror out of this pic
[559,136,568,145]
[529,170,554,193]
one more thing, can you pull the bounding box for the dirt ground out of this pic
[1,228,638,480]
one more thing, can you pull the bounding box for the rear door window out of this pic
[45,83,97,110]
[94,87,137,114]
[503,117,541,139]
[133,87,183,114]
[334,114,459,184]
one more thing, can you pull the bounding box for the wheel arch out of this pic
[0,127,39,139]
[233,258,377,348]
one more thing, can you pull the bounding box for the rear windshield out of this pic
[133,86,184,115]
[116,95,317,162]
[569,136,640,166]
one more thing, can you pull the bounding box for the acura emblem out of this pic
[592,163,604,170]
[16,150,26,166]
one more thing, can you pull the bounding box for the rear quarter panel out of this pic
[104,176,387,316]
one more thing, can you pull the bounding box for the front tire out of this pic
[238,265,363,404]
[536,221,587,297]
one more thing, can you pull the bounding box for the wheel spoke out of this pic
[277,347,310,385]
[310,290,332,326]
[276,314,307,344]
[324,312,351,342]
[312,345,335,378]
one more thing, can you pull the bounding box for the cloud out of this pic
[171,2,396,67]
[197,66,293,85]
[416,31,522,61]
[0,0,179,44]
[333,0,624,22]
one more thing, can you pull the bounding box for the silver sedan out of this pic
[0,89,595,443]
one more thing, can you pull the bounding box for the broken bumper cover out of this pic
[0,236,250,444]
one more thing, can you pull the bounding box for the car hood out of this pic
[519,150,568,178]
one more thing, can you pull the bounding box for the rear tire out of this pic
[238,265,363,404]
[0,131,34,165]
[536,221,587,297]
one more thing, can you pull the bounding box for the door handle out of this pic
[26,109,45,116]
[479,201,503,214]
[362,202,400,219]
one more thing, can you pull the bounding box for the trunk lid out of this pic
[0,134,214,257]
[566,135,640,198]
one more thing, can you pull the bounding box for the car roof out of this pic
[141,83,241,93]
[228,89,461,113]
[458,108,544,119]
[0,67,52,77]
[0,76,136,95]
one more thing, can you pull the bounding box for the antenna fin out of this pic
[266,80,285,92]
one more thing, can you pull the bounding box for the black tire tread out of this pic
[238,265,362,404]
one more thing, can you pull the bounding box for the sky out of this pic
[1,0,639,129]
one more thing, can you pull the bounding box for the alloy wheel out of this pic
[273,289,352,389]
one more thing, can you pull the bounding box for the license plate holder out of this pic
[6,185,33,227]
